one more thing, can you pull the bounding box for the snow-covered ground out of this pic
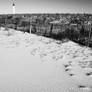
[0,27,92,92]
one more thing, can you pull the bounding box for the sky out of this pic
[0,0,92,14]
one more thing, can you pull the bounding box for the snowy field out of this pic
[0,27,92,92]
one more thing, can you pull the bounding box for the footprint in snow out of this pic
[86,72,92,77]
[78,85,92,91]
[69,73,75,76]
[63,64,76,76]
[63,63,73,71]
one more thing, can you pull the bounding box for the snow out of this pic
[0,27,92,92]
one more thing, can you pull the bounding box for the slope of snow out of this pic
[0,27,92,92]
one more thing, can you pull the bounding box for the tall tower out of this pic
[12,0,15,14]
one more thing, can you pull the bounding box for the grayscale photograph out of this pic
[0,0,92,92]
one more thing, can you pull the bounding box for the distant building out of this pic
[12,0,15,14]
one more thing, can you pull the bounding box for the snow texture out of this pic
[0,27,92,92]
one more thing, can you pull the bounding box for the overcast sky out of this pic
[0,0,92,14]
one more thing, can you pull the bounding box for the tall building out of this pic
[12,0,15,14]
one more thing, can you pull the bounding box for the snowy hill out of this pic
[0,27,92,92]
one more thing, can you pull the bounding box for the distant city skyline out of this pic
[0,0,92,14]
